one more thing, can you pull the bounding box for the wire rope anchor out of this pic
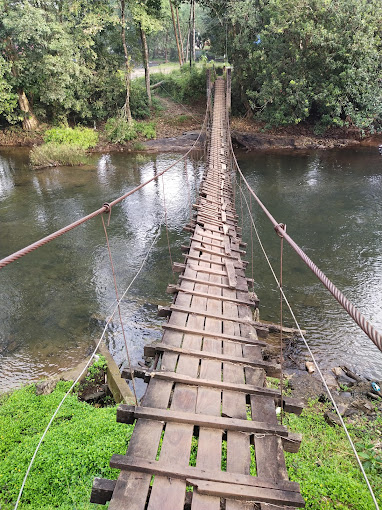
[274,222,286,238]
[103,202,112,226]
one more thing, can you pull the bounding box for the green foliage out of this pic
[209,0,382,131]
[0,56,18,123]
[136,121,156,139]
[43,127,98,149]
[29,143,87,168]
[151,66,207,104]
[104,117,138,143]
[0,383,131,509]
[284,403,382,508]
[105,118,156,143]
[85,355,107,384]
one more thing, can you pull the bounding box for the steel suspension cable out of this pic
[228,128,382,354]
[0,97,211,271]
[235,178,380,510]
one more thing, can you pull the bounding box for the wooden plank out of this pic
[151,372,303,413]
[168,304,268,335]
[187,480,304,507]
[109,456,300,493]
[146,342,280,376]
[184,254,244,270]
[161,323,265,346]
[178,275,248,293]
[166,286,258,307]
[115,406,289,437]
[225,258,237,288]
[192,262,228,510]
[90,478,116,504]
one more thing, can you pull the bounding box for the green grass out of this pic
[284,400,382,509]
[0,382,131,509]
[43,127,98,149]
[29,143,87,168]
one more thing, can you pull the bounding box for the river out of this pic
[0,146,381,393]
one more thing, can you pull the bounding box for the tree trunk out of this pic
[140,25,151,107]
[165,32,168,63]
[192,0,196,62]
[18,91,38,130]
[120,0,132,124]
[169,0,182,66]
[176,7,184,63]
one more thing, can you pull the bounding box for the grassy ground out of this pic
[1,381,381,509]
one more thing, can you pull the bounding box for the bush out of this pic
[43,127,98,149]
[150,66,207,104]
[30,143,86,168]
[104,118,156,143]
[136,121,156,140]
[104,117,138,144]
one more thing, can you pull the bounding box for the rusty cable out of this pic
[228,131,382,354]
[235,177,380,509]
[1,95,211,272]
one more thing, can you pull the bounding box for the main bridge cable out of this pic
[0,95,211,272]
[235,176,380,510]
[228,130,382,354]
[13,222,163,510]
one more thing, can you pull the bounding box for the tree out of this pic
[204,0,382,131]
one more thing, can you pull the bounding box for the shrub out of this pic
[150,66,207,104]
[30,143,86,168]
[104,117,138,144]
[136,121,156,140]
[43,127,98,149]
[104,118,156,143]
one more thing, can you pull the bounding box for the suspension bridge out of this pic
[89,75,305,509]
[2,70,382,510]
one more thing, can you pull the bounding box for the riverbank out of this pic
[1,97,380,154]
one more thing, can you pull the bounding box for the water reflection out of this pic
[237,147,382,380]
[0,149,204,393]
[1,146,381,393]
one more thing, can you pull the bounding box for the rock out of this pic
[337,374,356,387]
[332,366,343,377]
[336,403,348,416]
[36,378,57,396]
[324,411,342,427]
[351,401,375,415]
[83,390,106,403]
[324,374,339,390]
[305,361,315,374]
[340,391,352,399]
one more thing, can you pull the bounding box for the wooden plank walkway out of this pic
[91,77,305,509]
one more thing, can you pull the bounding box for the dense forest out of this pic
[1,0,382,132]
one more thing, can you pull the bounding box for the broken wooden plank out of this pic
[225,258,237,289]
[187,479,304,507]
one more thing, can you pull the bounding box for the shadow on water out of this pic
[0,148,205,393]
[1,145,382,394]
